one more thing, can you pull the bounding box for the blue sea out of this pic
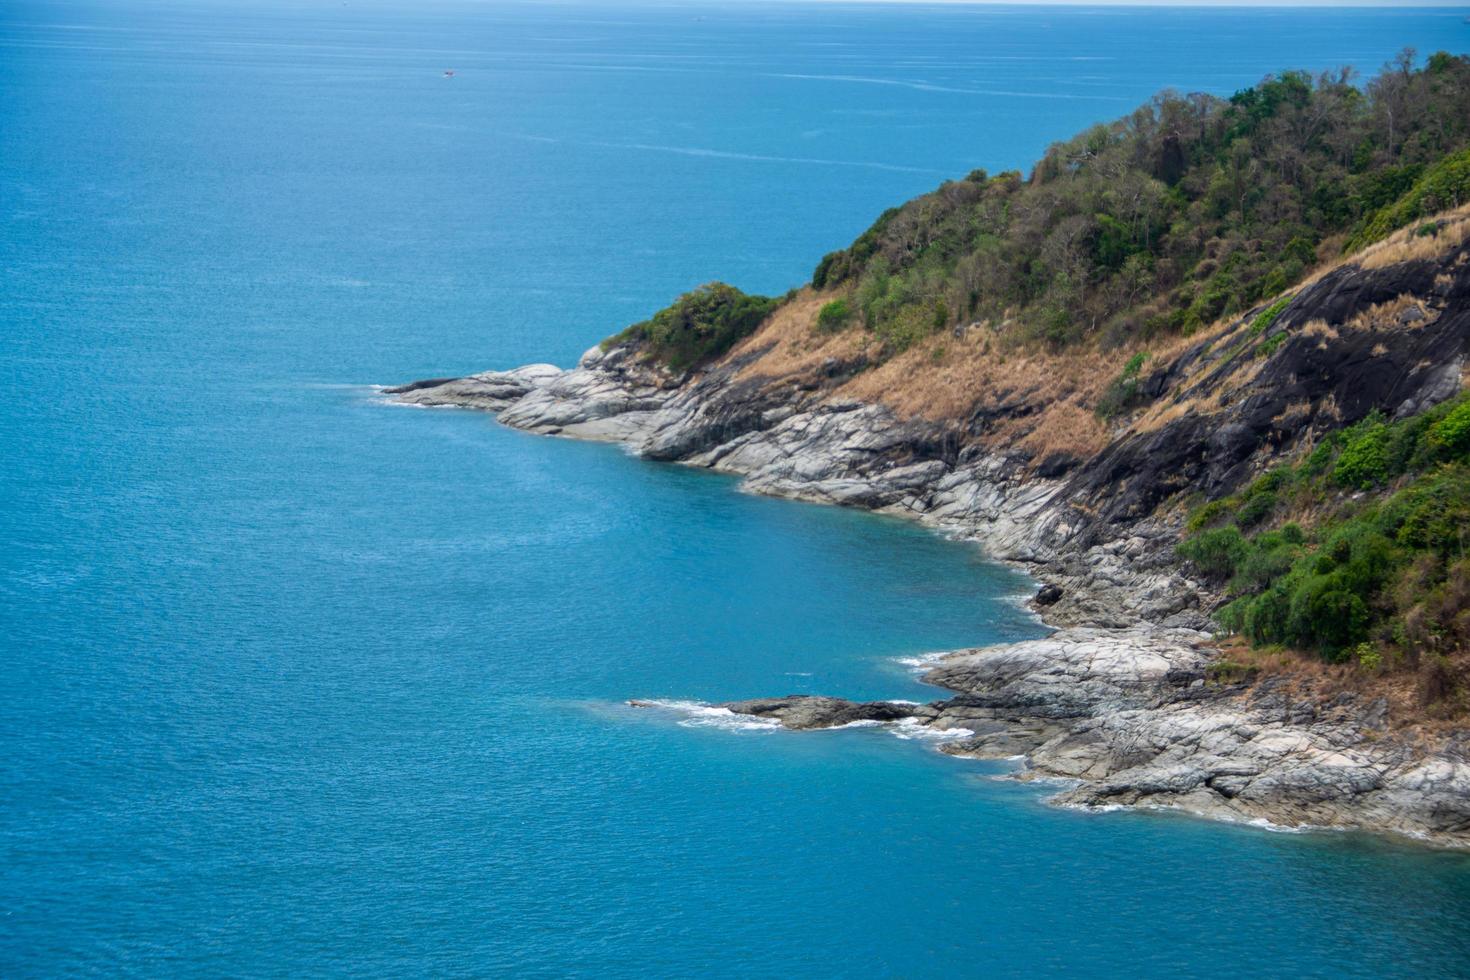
[5,1,1470,975]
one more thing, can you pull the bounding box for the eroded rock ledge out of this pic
[718,628,1470,844]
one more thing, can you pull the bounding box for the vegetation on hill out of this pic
[1344,146,1470,251]
[614,53,1469,374]
[811,50,1470,352]
[1178,394,1470,714]
[604,282,778,372]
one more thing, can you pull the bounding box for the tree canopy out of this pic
[812,50,1470,351]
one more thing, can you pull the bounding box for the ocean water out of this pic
[5,1,1470,975]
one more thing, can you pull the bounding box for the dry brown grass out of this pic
[722,288,1129,458]
[1210,357,1272,411]
[1219,637,1470,738]
[1014,400,1111,459]
[1272,399,1312,425]
[1357,205,1470,270]
[1155,313,1243,362]
[728,289,869,380]
[1301,318,1337,339]
[1129,330,1267,435]
[1135,399,1194,432]
[1344,293,1436,333]
[834,328,1121,456]
[1121,309,1261,432]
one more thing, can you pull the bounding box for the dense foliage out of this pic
[812,51,1470,351]
[606,282,778,372]
[1178,394,1470,706]
[815,298,853,334]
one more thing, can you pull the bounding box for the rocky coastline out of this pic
[386,242,1470,845]
[387,322,1470,846]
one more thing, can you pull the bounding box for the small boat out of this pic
[443,69,455,78]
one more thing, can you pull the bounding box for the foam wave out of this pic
[888,718,974,742]
[379,399,458,410]
[1239,815,1317,835]
[632,699,782,733]
[1047,794,1326,835]
[631,701,984,746]
[1022,774,1084,791]
[896,651,949,673]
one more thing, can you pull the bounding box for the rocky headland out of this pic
[387,215,1470,846]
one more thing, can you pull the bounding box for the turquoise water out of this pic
[5,1,1470,975]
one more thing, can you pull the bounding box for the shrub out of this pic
[606,282,778,372]
[1287,577,1370,657]
[1187,499,1232,532]
[812,252,841,290]
[815,298,853,334]
[1248,295,1292,336]
[1388,465,1470,557]
[1319,524,1396,594]
[1243,583,1294,643]
[875,302,941,353]
[1235,490,1277,529]
[1096,352,1152,419]
[1258,332,1287,357]
[1200,397,1470,666]
[1428,400,1470,456]
[1230,535,1299,592]
[1301,434,1343,478]
[1178,525,1250,580]
[1356,643,1383,672]
[1333,416,1391,489]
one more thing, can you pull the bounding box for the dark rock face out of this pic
[1035,452,1081,479]
[1034,584,1064,606]
[1063,243,1470,530]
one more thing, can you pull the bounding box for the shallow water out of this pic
[4,1,1470,975]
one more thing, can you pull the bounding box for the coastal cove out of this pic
[7,1,1470,975]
